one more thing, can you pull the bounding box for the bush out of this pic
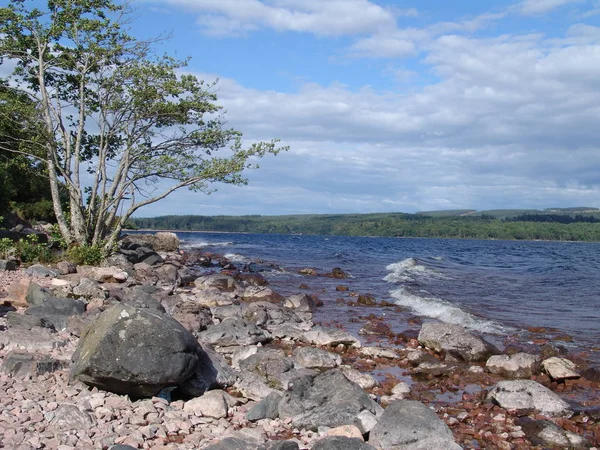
[66,245,104,266]
[0,237,15,259]
[15,234,52,263]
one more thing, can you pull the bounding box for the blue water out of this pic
[177,232,600,362]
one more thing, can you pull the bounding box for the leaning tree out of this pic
[0,0,285,251]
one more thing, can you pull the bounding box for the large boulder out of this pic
[70,304,201,398]
[303,327,361,348]
[241,286,285,303]
[77,266,129,283]
[486,380,572,416]
[243,301,309,329]
[312,436,376,450]
[418,322,499,362]
[369,400,461,450]
[278,369,381,431]
[541,357,580,381]
[177,343,237,397]
[120,232,180,252]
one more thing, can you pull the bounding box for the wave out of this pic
[183,240,234,249]
[389,286,506,334]
[224,252,251,263]
[383,257,445,283]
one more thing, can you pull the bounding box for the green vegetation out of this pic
[132,210,600,242]
[65,245,104,266]
[0,0,285,252]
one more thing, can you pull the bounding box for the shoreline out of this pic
[0,237,599,449]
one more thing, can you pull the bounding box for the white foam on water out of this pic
[184,240,234,249]
[224,252,250,263]
[383,257,444,283]
[389,286,506,334]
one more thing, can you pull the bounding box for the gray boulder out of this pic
[486,379,572,416]
[26,282,54,307]
[241,285,285,303]
[70,304,201,398]
[312,436,376,450]
[246,392,282,422]
[1,351,68,379]
[278,369,380,431]
[486,353,540,378]
[170,301,213,333]
[122,286,166,313]
[541,357,580,381]
[198,317,270,347]
[25,297,86,331]
[293,346,341,369]
[418,322,499,362]
[516,417,590,449]
[6,311,55,331]
[243,301,307,328]
[195,274,242,293]
[303,327,361,348]
[72,277,107,300]
[284,293,316,312]
[239,348,295,390]
[369,400,461,450]
[203,438,256,450]
[24,264,60,278]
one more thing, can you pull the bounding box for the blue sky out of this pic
[6,0,600,216]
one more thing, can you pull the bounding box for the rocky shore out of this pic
[0,232,599,449]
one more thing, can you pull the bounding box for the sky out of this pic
[5,0,600,216]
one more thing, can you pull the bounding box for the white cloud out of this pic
[148,0,402,37]
[163,24,600,214]
[517,0,586,15]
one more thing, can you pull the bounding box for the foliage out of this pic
[48,223,68,250]
[15,234,52,263]
[65,244,104,266]
[0,237,15,259]
[0,0,286,252]
[132,212,600,242]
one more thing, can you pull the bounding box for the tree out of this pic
[0,0,285,251]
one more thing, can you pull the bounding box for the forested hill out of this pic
[131,208,600,242]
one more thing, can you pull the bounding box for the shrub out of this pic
[15,234,52,263]
[66,245,104,266]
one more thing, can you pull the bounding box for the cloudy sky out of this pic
[18,0,600,216]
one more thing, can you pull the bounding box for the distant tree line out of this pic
[504,214,600,224]
[131,213,600,242]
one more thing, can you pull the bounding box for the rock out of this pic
[239,348,295,390]
[78,265,129,283]
[324,267,349,279]
[170,301,213,333]
[486,353,540,378]
[24,264,60,278]
[56,260,77,275]
[486,380,572,416]
[177,343,237,397]
[204,437,256,450]
[236,272,269,287]
[6,311,55,330]
[26,281,54,306]
[369,400,461,450]
[49,404,96,431]
[4,278,31,307]
[391,381,411,399]
[211,304,243,321]
[198,317,270,347]
[516,417,590,449]
[0,326,69,351]
[359,347,399,359]
[0,351,68,378]
[243,301,308,329]
[72,277,107,300]
[0,259,17,271]
[326,424,364,440]
[541,357,580,381]
[260,441,300,450]
[303,327,361,348]
[278,369,380,431]
[357,294,376,306]
[153,232,180,252]
[183,390,229,419]
[25,297,86,331]
[284,293,316,312]
[121,286,166,313]
[313,436,375,450]
[154,263,180,287]
[418,322,499,362]
[195,274,242,293]
[70,304,202,398]
[299,268,318,276]
[103,253,134,272]
[293,347,341,369]
[242,285,285,303]
[341,367,378,390]
[246,392,282,421]
[235,369,277,401]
